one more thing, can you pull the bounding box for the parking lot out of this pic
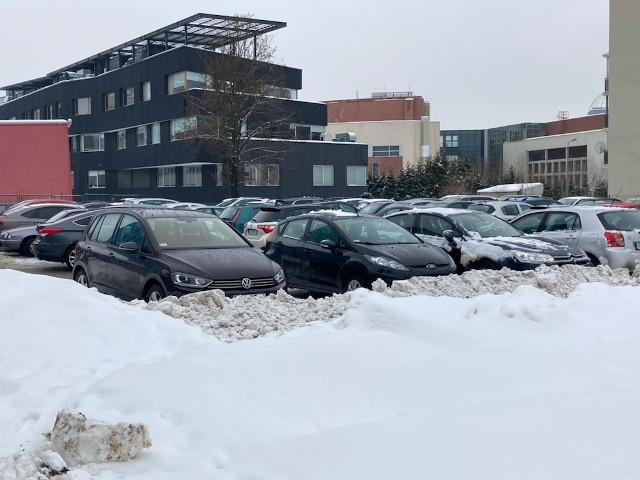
[0,251,71,280]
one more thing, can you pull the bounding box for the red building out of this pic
[0,120,72,203]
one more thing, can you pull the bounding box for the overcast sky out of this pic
[0,0,608,129]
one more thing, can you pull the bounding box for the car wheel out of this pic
[472,258,499,270]
[587,253,599,267]
[144,284,165,303]
[74,268,90,287]
[342,274,370,293]
[64,244,77,270]
[20,237,35,257]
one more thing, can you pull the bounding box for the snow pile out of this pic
[149,265,640,342]
[49,409,151,467]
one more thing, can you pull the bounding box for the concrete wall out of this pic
[325,117,440,175]
[608,0,640,199]
[503,130,607,193]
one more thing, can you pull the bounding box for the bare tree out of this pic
[187,18,294,197]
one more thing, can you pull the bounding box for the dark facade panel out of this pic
[0,44,363,203]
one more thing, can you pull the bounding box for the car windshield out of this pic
[334,217,421,245]
[450,212,523,238]
[146,216,248,249]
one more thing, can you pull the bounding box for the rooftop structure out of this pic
[2,13,286,100]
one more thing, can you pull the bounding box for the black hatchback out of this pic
[264,211,456,294]
[73,207,286,301]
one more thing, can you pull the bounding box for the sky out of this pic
[0,1,608,129]
[2,263,640,479]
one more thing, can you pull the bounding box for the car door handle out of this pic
[108,252,115,258]
[566,235,578,239]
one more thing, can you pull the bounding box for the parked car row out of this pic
[6,194,640,305]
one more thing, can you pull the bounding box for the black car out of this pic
[72,207,286,302]
[264,211,456,294]
[384,208,591,272]
[33,210,96,269]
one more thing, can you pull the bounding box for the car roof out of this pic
[92,206,207,218]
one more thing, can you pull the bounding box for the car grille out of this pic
[208,277,278,291]
[553,253,590,264]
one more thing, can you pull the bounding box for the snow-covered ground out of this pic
[3,265,640,479]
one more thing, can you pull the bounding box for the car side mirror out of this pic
[442,229,455,241]
[119,241,138,251]
[320,239,337,250]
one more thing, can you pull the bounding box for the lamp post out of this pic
[565,137,577,196]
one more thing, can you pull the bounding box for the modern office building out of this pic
[438,130,485,171]
[324,93,440,176]
[608,0,640,199]
[0,14,367,203]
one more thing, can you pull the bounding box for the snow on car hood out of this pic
[417,234,583,267]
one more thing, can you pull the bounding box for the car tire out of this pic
[472,258,499,270]
[144,284,165,303]
[64,244,77,270]
[20,237,35,257]
[342,273,370,293]
[587,253,599,267]
[74,268,90,287]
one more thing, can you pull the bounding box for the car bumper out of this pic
[33,241,67,262]
[0,239,22,252]
[599,247,640,271]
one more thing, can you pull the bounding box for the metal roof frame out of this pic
[2,13,286,91]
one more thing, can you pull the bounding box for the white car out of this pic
[467,201,532,220]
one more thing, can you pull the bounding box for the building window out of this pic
[31,108,41,119]
[121,86,134,106]
[73,97,91,115]
[88,170,106,188]
[372,163,380,175]
[103,92,116,111]
[158,167,176,187]
[137,126,147,146]
[183,165,202,187]
[170,117,196,140]
[313,165,334,186]
[372,145,400,157]
[55,101,62,118]
[244,164,280,186]
[443,135,458,148]
[44,104,53,119]
[347,166,367,186]
[81,133,105,152]
[117,130,126,150]
[69,136,79,153]
[150,122,160,144]
[167,71,209,95]
[141,81,151,102]
[212,163,224,186]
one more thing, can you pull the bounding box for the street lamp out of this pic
[565,137,578,196]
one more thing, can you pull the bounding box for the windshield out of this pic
[334,217,420,245]
[358,202,388,215]
[146,216,248,249]
[450,212,523,238]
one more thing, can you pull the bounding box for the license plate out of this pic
[246,229,257,236]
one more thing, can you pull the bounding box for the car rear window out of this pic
[598,210,640,231]
[251,209,281,223]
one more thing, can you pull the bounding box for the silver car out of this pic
[511,206,640,271]
[0,203,83,233]
[467,201,532,220]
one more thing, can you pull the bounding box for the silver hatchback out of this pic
[511,206,640,271]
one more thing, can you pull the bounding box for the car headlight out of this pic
[274,269,285,284]
[1,233,10,239]
[513,250,554,264]
[171,272,213,288]
[365,255,410,271]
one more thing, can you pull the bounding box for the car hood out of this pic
[356,242,452,267]
[160,247,281,279]
[471,235,583,256]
